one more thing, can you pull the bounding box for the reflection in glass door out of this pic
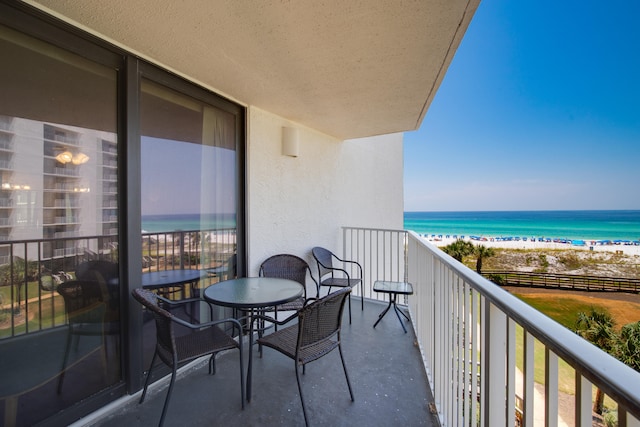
[0,25,120,426]
[139,79,240,371]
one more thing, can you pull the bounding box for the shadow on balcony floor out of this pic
[92,298,438,427]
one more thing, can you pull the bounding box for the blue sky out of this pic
[142,137,236,215]
[404,1,640,212]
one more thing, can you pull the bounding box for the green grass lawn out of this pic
[511,291,610,396]
[511,292,625,409]
[0,280,66,338]
[514,324,576,394]
[515,294,610,330]
[0,279,60,304]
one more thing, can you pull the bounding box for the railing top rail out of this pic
[0,234,118,246]
[343,226,408,234]
[408,230,640,418]
[142,227,236,235]
[0,228,236,247]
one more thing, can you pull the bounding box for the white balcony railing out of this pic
[342,226,408,303]
[343,227,640,427]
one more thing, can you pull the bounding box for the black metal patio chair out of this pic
[132,288,244,427]
[259,254,318,328]
[56,279,120,393]
[206,253,237,281]
[254,287,354,427]
[312,246,363,324]
[75,259,120,309]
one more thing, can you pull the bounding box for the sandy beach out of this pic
[421,234,640,256]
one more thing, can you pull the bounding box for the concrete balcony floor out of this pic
[93,298,438,427]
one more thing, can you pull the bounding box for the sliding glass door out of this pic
[0,23,121,426]
[139,77,243,370]
[0,5,245,425]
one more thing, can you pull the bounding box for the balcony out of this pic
[44,166,81,177]
[344,228,640,426]
[83,228,640,426]
[1,229,639,426]
[0,138,13,151]
[90,297,435,427]
[351,228,640,426]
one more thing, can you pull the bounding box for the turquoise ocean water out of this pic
[404,210,640,243]
[142,213,236,233]
[142,211,640,243]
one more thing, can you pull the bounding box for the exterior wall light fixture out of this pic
[282,127,299,157]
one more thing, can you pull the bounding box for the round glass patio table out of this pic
[142,269,206,299]
[142,269,205,289]
[203,277,304,402]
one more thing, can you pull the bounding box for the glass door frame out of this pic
[128,60,247,390]
[0,2,247,424]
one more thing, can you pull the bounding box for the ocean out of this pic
[142,213,236,233]
[404,210,640,242]
[142,211,640,243]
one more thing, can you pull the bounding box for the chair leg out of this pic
[360,282,364,311]
[157,364,178,427]
[274,307,279,332]
[295,363,309,427]
[57,328,73,394]
[101,331,109,384]
[338,344,354,401]
[238,345,245,410]
[209,344,240,412]
[347,294,352,324]
[139,351,158,404]
[258,310,264,358]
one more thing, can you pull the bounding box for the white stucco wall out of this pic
[247,106,404,275]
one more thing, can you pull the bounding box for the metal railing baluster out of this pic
[341,227,640,426]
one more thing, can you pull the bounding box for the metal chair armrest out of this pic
[154,294,215,319]
[327,266,353,280]
[172,315,244,336]
[251,311,298,329]
[320,255,362,281]
[338,259,363,278]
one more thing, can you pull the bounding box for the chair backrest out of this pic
[297,287,351,349]
[259,254,317,297]
[131,288,175,359]
[76,260,119,284]
[226,254,237,280]
[57,280,108,325]
[312,247,336,280]
[76,260,119,309]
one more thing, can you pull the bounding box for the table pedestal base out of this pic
[373,293,411,333]
[372,281,413,333]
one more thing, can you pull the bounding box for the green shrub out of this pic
[559,252,581,270]
[538,254,549,270]
[603,409,618,427]
[0,293,7,324]
[40,275,54,291]
[487,273,506,286]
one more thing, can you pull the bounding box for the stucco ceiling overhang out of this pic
[28,0,479,140]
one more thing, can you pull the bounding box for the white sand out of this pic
[420,235,640,256]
